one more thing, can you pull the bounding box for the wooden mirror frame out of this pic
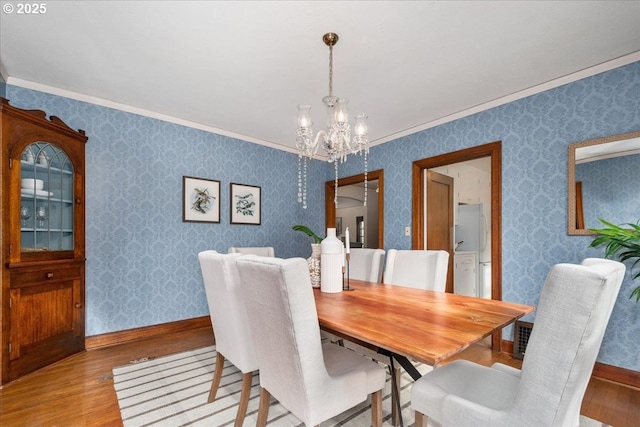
[325,169,384,249]
[567,130,640,235]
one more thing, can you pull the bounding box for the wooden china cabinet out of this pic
[0,98,87,384]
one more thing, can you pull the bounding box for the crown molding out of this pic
[371,52,640,147]
[6,52,639,155]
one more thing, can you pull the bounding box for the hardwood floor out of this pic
[0,327,214,427]
[0,326,638,427]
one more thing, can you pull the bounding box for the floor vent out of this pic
[513,320,533,360]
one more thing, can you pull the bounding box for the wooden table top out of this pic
[313,280,535,366]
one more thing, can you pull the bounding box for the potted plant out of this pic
[293,225,323,287]
[589,218,640,302]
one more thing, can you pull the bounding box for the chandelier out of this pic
[296,32,370,209]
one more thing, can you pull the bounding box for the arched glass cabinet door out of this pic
[19,142,74,252]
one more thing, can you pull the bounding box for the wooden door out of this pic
[426,170,454,292]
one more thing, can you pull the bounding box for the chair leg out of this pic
[414,410,426,427]
[234,372,253,427]
[256,387,271,427]
[208,352,226,403]
[370,390,382,427]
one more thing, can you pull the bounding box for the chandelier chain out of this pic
[328,44,333,97]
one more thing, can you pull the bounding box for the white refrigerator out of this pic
[454,203,491,298]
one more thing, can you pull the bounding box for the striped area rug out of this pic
[113,345,429,426]
[112,345,608,427]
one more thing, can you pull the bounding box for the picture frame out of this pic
[336,217,343,235]
[230,183,261,225]
[182,176,220,223]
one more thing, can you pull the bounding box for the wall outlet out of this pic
[404,226,411,236]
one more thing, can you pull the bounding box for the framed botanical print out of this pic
[230,183,261,225]
[182,176,220,223]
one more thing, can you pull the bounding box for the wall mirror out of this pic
[568,130,640,235]
[325,169,384,249]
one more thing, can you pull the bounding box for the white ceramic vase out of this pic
[320,228,343,293]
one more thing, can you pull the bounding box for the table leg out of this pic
[380,349,405,427]
[378,348,426,427]
[390,365,401,427]
[377,348,423,381]
[392,354,422,380]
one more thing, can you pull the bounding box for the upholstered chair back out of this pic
[411,258,625,427]
[237,256,382,426]
[515,258,625,426]
[383,249,449,291]
[349,248,386,282]
[198,250,257,373]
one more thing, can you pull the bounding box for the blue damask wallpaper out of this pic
[577,154,640,229]
[5,86,328,335]
[7,61,640,370]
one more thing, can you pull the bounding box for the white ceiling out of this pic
[1,1,639,155]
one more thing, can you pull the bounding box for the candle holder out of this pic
[343,253,353,291]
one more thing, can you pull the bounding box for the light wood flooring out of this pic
[0,326,638,426]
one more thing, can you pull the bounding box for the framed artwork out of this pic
[336,217,343,235]
[230,183,261,225]
[182,176,220,223]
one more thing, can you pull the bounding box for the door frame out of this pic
[412,141,503,349]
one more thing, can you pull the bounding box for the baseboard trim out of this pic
[85,316,212,349]
[592,362,640,389]
[502,339,639,389]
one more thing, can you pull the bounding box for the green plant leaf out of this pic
[589,218,640,303]
[292,225,323,244]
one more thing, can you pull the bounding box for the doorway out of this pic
[412,141,502,349]
[431,157,492,299]
[326,169,384,249]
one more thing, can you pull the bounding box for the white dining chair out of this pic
[197,250,258,427]
[348,248,386,282]
[228,246,275,257]
[236,255,386,427]
[411,258,625,427]
[383,249,449,291]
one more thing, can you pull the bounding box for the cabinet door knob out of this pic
[75,198,81,204]
[75,303,82,309]
[45,272,54,279]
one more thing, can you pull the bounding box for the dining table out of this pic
[313,279,535,426]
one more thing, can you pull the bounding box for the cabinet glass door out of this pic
[19,142,74,252]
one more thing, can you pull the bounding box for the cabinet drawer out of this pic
[10,265,82,287]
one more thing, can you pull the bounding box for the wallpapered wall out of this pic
[577,154,640,229]
[6,86,328,336]
[337,61,640,370]
[7,61,640,370]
